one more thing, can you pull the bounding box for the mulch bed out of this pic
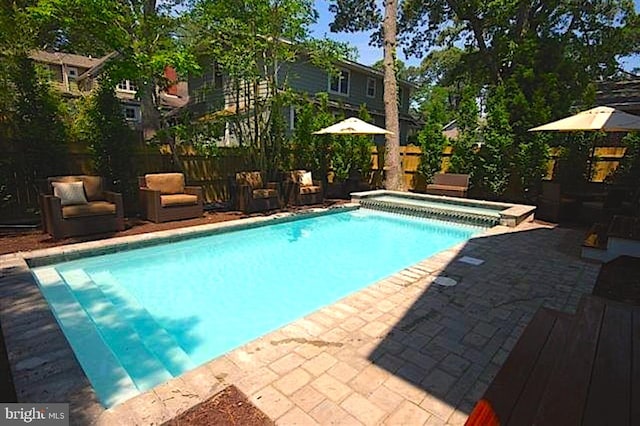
[163,385,273,426]
[592,255,640,305]
[0,201,347,256]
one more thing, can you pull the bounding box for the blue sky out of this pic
[310,0,640,71]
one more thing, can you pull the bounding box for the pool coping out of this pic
[0,202,535,425]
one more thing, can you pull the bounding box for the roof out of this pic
[29,51,102,69]
[596,79,640,113]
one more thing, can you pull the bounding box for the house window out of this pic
[124,106,138,121]
[366,77,376,98]
[213,63,223,90]
[289,107,297,130]
[328,69,350,95]
[67,67,78,79]
[117,80,138,93]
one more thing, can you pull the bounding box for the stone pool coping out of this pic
[0,203,599,425]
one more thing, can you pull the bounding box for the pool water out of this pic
[33,209,481,407]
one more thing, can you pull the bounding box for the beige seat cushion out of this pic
[160,194,199,207]
[52,181,88,206]
[145,173,185,194]
[62,201,116,218]
[300,185,321,195]
[237,172,263,190]
[252,188,278,199]
[426,184,467,192]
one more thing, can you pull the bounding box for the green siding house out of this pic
[188,55,419,146]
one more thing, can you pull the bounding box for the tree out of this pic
[74,82,137,203]
[416,86,450,182]
[329,0,404,190]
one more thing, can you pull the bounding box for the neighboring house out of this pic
[29,50,189,128]
[188,55,420,146]
[596,79,640,116]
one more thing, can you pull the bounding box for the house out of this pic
[596,79,640,116]
[188,54,420,146]
[29,50,189,127]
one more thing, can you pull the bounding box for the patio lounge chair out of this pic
[426,173,469,197]
[138,173,203,223]
[232,171,280,213]
[284,170,323,206]
[39,175,124,239]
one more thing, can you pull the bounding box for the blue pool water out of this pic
[33,209,481,407]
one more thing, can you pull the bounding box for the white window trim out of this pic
[289,107,295,130]
[117,80,137,93]
[366,77,376,98]
[328,69,350,96]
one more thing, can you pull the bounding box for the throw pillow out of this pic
[300,171,313,187]
[52,181,88,206]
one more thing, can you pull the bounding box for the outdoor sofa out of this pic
[138,173,203,223]
[39,175,124,239]
[232,171,280,213]
[284,170,323,206]
[426,173,470,197]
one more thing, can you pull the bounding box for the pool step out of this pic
[58,269,174,392]
[32,267,139,407]
[88,270,195,376]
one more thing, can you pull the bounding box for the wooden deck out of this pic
[466,295,640,425]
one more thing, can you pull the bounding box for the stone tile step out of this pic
[58,269,173,393]
[89,270,195,376]
[32,266,138,407]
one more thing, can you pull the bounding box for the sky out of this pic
[310,0,640,72]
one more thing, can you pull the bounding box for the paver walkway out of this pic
[0,218,599,425]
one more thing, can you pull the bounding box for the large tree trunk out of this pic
[382,0,403,191]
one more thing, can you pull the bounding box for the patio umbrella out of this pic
[313,117,393,135]
[528,106,640,132]
[528,106,640,181]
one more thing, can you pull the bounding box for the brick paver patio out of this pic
[0,213,599,425]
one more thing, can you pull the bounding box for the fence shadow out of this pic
[366,223,598,418]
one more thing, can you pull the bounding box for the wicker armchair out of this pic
[39,175,124,239]
[284,170,323,206]
[138,173,203,223]
[232,171,280,213]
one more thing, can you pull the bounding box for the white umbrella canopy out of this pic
[528,106,640,132]
[313,117,393,135]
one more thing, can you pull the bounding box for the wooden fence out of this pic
[370,145,628,192]
[1,142,628,221]
[1,144,251,221]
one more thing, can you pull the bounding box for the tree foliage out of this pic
[416,86,450,182]
[74,82,137,200]
[401,0,638,199]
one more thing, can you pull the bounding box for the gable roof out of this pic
[29,51,102,69]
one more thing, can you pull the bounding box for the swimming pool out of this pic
[32,209,482,407]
